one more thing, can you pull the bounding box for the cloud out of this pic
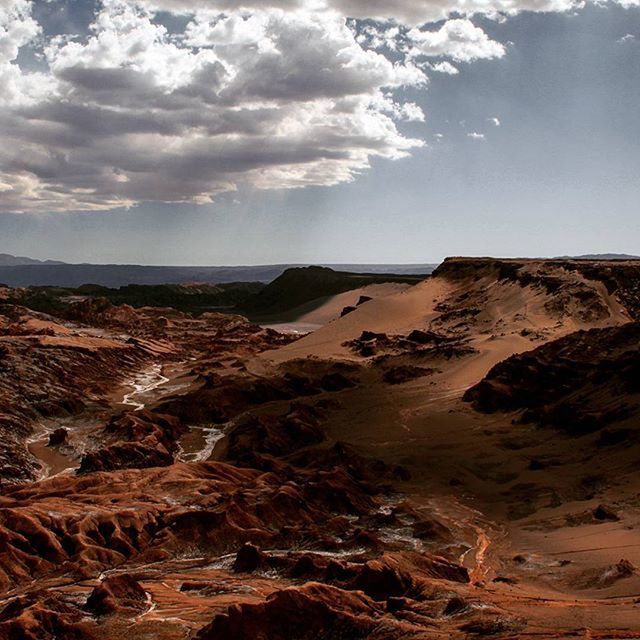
[0,0,636,213]
[407,19,506,63]
[467,131,486,140]
[140,0,584,25]
[617,33,636,43]
[0,0,427,213]
[0,0,39,63]
[0,0,55,107]
[328,0,585,23]
[431,61,459,74]
[489,117,501,126]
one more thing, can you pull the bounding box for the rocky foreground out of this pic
[1,259,640,639]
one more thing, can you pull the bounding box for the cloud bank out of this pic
[0,0,637,213]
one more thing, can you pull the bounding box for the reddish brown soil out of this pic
[2,259,640,639]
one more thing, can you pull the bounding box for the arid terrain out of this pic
[1,257,640,639]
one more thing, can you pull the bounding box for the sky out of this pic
[0,0,638,265]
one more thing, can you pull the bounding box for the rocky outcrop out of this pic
[195,582,388,640]
[79,410,186,473]
[79,441,175,473]
[434,257,640,322]
[84,574,148,616]
[225,403,326,461]
[382,365,435,385]
[47,428,68,447]
[571,559,636,590]
[464,323,640,435]
[344,330,473,360]
[160,363,358,426]
[0,591,97,640]
[0,455,404,593]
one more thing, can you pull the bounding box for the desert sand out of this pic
[262,282,411,333]
[260,258,640,636]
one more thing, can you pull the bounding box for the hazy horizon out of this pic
[3,252,640,268]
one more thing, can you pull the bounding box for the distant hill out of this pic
[8,282,266,317]
[555,253,640,260]
[240,265,427,318]
[0,253,65,266]
[0,262,438,288]
[4,267,429,320]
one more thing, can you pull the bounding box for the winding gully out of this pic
[22,359,494,598]
[26,362,223,480]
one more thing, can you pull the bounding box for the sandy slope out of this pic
[263,277,453,361]
[259,259,640,636]
[264,261,627,376]
[295,282,410,324]
[262,282,410,333]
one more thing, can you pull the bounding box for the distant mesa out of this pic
[0,256,437,288]
[3,250,637,291]
[0,253,66,266]
[241,266,426,319]
[555,253,640,260]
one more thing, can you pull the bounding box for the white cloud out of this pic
[617,33,636,43]
[407,19,506,63]
[140,0,584,25]
[467,131,485,139]
[398,102,426,122]
[0,0,39,63]
[489,116,501,126]
[184,12,272,48]
[0,1,427,213]
[0,0,636,214]
[355,24,402,51]
[431,61,459,74]
[46,0,220,92]
[0,0,56,107]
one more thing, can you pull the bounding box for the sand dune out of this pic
[263,282,411,333]
[265,258,628,377]
[264,277,451,360]
[257,258,640,635]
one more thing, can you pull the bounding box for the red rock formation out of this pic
[464,323,640,435]
[195,583,386,640]
[47,428,68,447]
[85,574,148,616]
[0,305,153,482]
[79,410,186,473]
[0,591,97,640]
[225,403,326,461]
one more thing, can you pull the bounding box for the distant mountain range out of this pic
[554,253,640,260]
[0,253,65,266]
[0,254,437,287]
[1,252,638,288]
